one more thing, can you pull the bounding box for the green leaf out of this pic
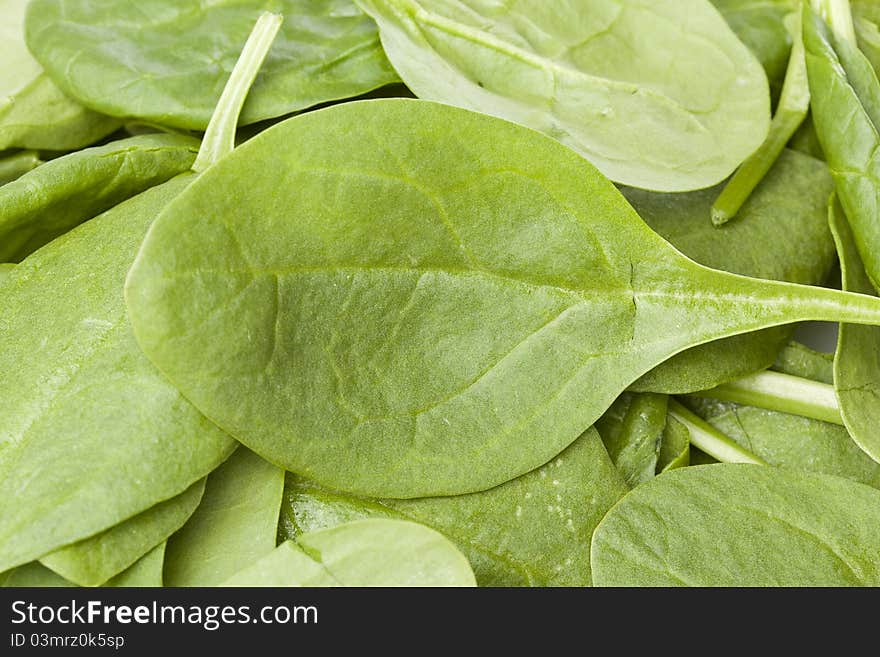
[0,0,120,150]
[595,392,666,486]
[592,463,880,586]
[164,447,284,587]
[39,479,205,587]
[224,519,476,586]
[0,178,236,573]
[125,98,880,499]
[624,148,836,393]
[25,0,399,131]
[354,0,770,191]
[0,150,40,187]
[0,134,199,262]
[657,415,690,472]
[280,428,629,586]
[830,195,880,464]
[772,339,834,383]
[104,543,165,587]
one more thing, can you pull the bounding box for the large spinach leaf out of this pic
[0,0,119,151]
[623,148,835,393]
[224,519,476,586]
[125,98,880,499]
[280,428,629,586]
[591,463,880,586]
[354,0,770,191]
[25,0,399,131]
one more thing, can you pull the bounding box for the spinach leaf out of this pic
[0,150,40,187]
[772,339,834,382]
[1,563,72,588]
[591,463,880,586]
[804,2,880,291]
[0,0,119,151]
[125,98,880,498]
[0,12,282,573]
[224,519,476,586]
[853,0,880,75]
[0,134,200,262]
[164,447,284,587]
[0,263,13,285]
[657,416,690,473]
[280,428,628,586]
[25,0,399,131]
[595,393,667,486]
[623,148,835,393]
[354,0,770,191]
[38,479,204,587]
[830,195,880,464]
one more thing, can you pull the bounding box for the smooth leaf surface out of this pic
[280,428,629,586]
[0,134,199,262]
[830,197,880,463]
[164,447,284,586]
[623,148,835,393]
[0,177,236,573]
[355,0,770,191]
[591,463,880,586]
[657,415,690,472]
[0,150,40,187]
[39,479,205,587]
[126,98,880,498]
[772,339,833,382]
[0,0,120,150]
[25,0,399,131]
[224,519,476,586]
[594,392,666,486]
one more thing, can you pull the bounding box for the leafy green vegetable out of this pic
[591,463,880,586]
[0,150,40,186]
[39,480,204,587]
[224,519,476,586]
[125,98,880,499]
[667,399,767,464]
[354,0,770,191]
[595,393,668,486]
[0,0,120,151]
[657,416,690,472]
[772,339,834,382]
[622,148,836,394]
[280,428,629,586]
[830,195,880,464]
[804,2,880,292]
[164,447,284,587]
[0,134,199,262]
[25,0,399,131]
[853,0,880,75]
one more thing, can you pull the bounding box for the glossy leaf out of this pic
[0,178,236,573]
[0,150,40,187]
[125,99,880,498]
[39,479,205,587]
[164,447,284,586]
[657,416,690,472]
[25,0,399,131]
[224,519,476,586]
[355,0,770,191]
[0,0,120,150]
[280,428,629,586]
[0,134,199,262]
[595,393,666,486]
[624,148,835,393]
[830,196,880,463]
[592,463,880,586]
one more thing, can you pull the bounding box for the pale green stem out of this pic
[711,10,810,226]
[690,370,843,425]
[667,400,768,465]
[812,0,857,45]
[192,12,283,173]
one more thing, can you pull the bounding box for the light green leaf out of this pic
[595,392,666,486]
[104,543,166,587]
[830,195,880,464]
[592,463,880,586]
[224,519,476,586]
[657,415,690,472]
[0,134,199,262]
[39,479,205,587]
[164,447,284,587]
[355,0,770,191]
[772,339,834,383]
[281,428,629,586]
[0,0,120,150]
[25,0,399,131]
[125,98,880,499]
[0,150,40,187]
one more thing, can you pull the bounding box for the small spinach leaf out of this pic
[0,150,40,187]
[224,519,476,586]
[595,393,667,486]
[591,463,880,586]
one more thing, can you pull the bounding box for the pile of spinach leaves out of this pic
[3,0,880,588]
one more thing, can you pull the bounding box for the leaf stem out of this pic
[812,0,856,45]
[667,400,768,465]
[192,12,283,173]
[689,370,843,425]
[711,10,809,226]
